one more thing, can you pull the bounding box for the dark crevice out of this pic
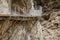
[42,14,50,20]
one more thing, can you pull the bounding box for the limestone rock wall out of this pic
[41,10,60,40]
[1,0,60,40]
[0,0,10,14]
[40,0,60,40]
[40,0,60,13]
[0,20,43,40]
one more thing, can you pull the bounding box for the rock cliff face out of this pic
[0,0,10,14]
[0,0,42,40]
[40,0,60,40]
[0,20,43,40]
[40,0,60,12]
[11,0,42,16]
[1,0,60,40]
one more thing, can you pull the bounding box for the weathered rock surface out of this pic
[40,0,60,40]
[39,0,60,13]
[41,10,60,40]
[0,20,43,40]
[0,0,10,14]
[1,0,60,40]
